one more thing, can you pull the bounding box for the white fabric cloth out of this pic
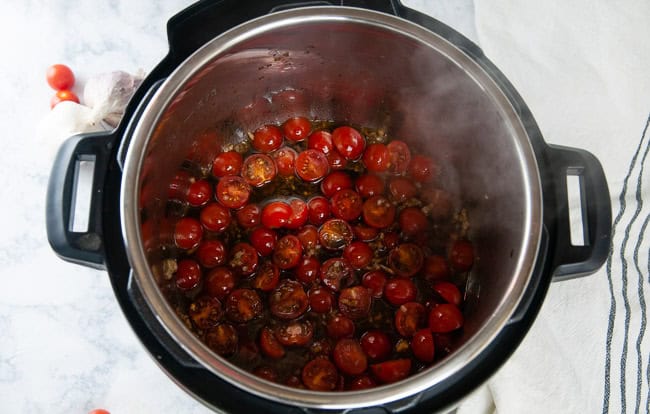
[458,1,650,413]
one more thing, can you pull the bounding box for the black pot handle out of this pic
[165,0,405,65]
[46,131,116,269]
[546,144,612,280]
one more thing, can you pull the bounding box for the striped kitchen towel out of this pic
[458,1,650,413]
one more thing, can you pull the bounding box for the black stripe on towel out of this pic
[632,212,648,414]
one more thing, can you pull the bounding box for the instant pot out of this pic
[46,1,612,412]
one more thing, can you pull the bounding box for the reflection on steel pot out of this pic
[46,1,611,413]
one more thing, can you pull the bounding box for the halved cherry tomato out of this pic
[174,217,203,250]
[362,270,387,299]
[175,259,202,291]
[394,302,426,337]
[384,278,417,306]
[200,202,231,233]
[259,327,285,359]
[50,89,79,108]
[333,338,368,376]
[422,255,451,281]
[327,150,346,170]
[252,261,280,291]
[362,143,390,172]
[216,176,251,209]
[189,295,223,330]
[273,235,303,269]
[326,314,356,339]
[449,240,475,272]
[276,319,313,346]
[308,196,331,225]
[308,287,333,313]
[285,198,309,229]
[321,171,353,198]
[409,155,438,182]
[360,330,392,361]
[332,126,365,160]
[269,279,308,319]
[168,170,190,200]
[254,365,279,382]
[204,267,236,300]
[225,288,263,323]
[428,303,464,333]
[235,203,261,228]
[347,375,377,390]
[338,286,372,319]
[320,258,353,292]
[228,242,258,276]
[370,359,411,384]
[388,244,424,278]
[261,201,292,229]
[412,329,435,362]
[296,256,320,284]
[307,130,333,154]
[302,357,339,391]
[249,227,277,257]
[187,179,213,207]
[282,116,311,142]
[318,219,354,250]
[431,281,462,306]
[387,140,411,174]
[195,239,227,268]
[355,174,385,199]
[330,189,363,221]
[362,196,396,229]
[295,149,329,182]
[421,188,454,220]
[242,153,277,187]
[272,147,297,176]
[46,63,75,90]
[204,323,238,356]
[353,224,379,242]
[252,124,283,152]
[388,177,417,202]
[212,151,243,177]
[399,207,429,236]
[343,241,373,269]
[296,225,319,251]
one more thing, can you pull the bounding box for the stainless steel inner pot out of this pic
[121,6,542,409]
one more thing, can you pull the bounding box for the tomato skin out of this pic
[384,278,417,306]
[235,203,261,229]
[326,314,356,339]
[254,365,279,383]
[252,261,280,291]
[273,235,303,269]
[332,126,366,160]
[195,239,227,268]
[330,189,363,221]
[302,357,339,391]
[343,241,373,269]
[175,259,202,291]
[200,202,232,233]
[398,207,429,236]
[362,270,387,298]
[249,227,277,257]
[320,258,353,292]
[282,116,311,142]
[308,196,331,226]
[259,327,285,359]
[308,287,333,313]
[386,140,411,174]
[327,150,346,170]
[431,281,462,306]
[168,170,190,200]
[412,329,435,362]
[409,155,437,182]
[347,375,377,390]
[421,188,454,220]
[50,89,79,108]
[360,330,392,361]
[269,279,309,319]
[370,359,412,384]
[321,171,353,198]
[449,240,475,272]
[388,177,417,202]
[46,64,75,90]
[174,217,203,250]
[252,124,283,152]
[362,196,396,229]
[353,224,379,242]
[216,176,251,209]
[204,267,236,300]
[296,225,319,251]
[362,143,390,172]
[295,149,329,182]
[272,147,297,176]
[261,201,292,229]
[422,255,451,281]
[285,198,309,229]
[296,256,320,284]
[394,302,426,337]
[429,303,464,333]
[307,130,334,154]
[333,338,368,376]
[212,151,243,177]
[355,174,385,199]
[187,179,213,207]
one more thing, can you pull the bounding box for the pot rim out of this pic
[120,6,543,409]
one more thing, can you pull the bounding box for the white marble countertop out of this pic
[0,1,477,413]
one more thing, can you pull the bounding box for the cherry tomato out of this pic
[189,295,223,330]
[327,150,346,170]
[326,314,355,339]
[370,359,411,384]
[360,330,392,361]
[276,319,313,346]
[338,286,372,320]
[249,227,277,256]
[387,140,411,174]
[282,116,311,142]
[320,258,353,292]
[168,170,190,200]
[332,126,366,160]
[174,217,203,250]
[242,153,277,187]
[362,270,387,298]
[394,302,426,337]
[362,196,396,229]
[225,288,263,323]
[398,207,428,237]
[321,171,353,198]
[302,357,339,391]
[449,240,475,272]
[204,323,238,356]
[343,241,373,269]
[216,176,251,209]
[353,224,379,242]
[175,259,202,291]
[409,155,438,182]
[228,242,259,276]
[355,174,385,199]
[273,235,303,269]
[235,203,261,228]
[296,256,321,284]
[388,244,424,278]
[307,130,333,154]
[308,196,331,225]
[432,281,462,306]
[309,338,333,357]
[421,188,454,220]
[269,279,308,319]
[261,201,292,229]
[200,202,232,233]
[272,147,297,176]
[187,179,213,207]
[252,261,280,291]
[195,239,227,268]
[204,267,236,300]
[212,151,243,177]
[347,375,377,390]
[429,303,464,333]
[382,232,400,251]
[388,177,417,202]
[296,225,319,251]
[330,189,363,221]
[259,327,285,359]
[384,278,417,306]
[318,219,354,250]
[362,143,390,172]
[423,255,451,281]
[252,124,283,152]
[412,329,435,362]
[285,198,309,229]
[50,89,79,108]
[308,287,333,313]
[295,149,329,182]
[46,64,75,90]
[254,365,279,382]
[333,338,368,376]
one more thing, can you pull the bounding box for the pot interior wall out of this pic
[139,16,534,374]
